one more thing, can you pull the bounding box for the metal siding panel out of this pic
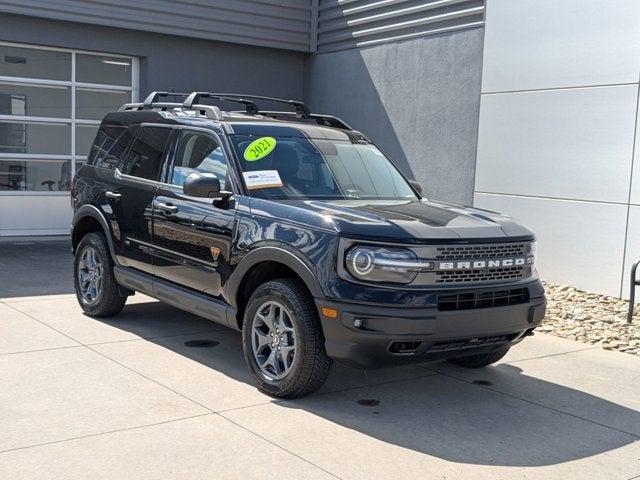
[0,0,313,52]
[317,0,485,52]
[304,27,483,204]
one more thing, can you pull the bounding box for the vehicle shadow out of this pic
[94,299,640,468]
[0,239,74,298]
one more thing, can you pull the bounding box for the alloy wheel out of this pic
[78,246,103,304]
[251,300,297,380]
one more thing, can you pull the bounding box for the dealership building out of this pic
[0,0,639,299]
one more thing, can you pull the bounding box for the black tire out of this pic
[242,278,332,398]
[447,345,510,368]
[74,232,126,317]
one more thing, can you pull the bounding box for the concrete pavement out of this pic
[0,239,638,479]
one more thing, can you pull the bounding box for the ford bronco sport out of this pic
[71,91,546,398]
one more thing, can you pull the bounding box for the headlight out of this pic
[345,246,432,284]
[528,241,536,265]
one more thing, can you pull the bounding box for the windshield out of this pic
[231,135,417,200]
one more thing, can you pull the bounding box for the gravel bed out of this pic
[539,282,640,356]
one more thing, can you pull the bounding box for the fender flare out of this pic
[71,205,119,265]
[225,246,325,307]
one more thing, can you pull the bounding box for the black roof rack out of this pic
[119,91,352,129]
[212,93,312,118]
[205,94,356,129]
[183,92,260,115]
[258,111,352,130]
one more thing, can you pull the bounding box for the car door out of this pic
[151,127,237,298]
[111,125,174,274]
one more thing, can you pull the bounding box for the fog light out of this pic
[353,318,363,329]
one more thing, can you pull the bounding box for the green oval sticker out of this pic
[244,137,277,161]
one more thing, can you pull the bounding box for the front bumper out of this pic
[315,289,546,369]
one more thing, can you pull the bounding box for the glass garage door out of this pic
[0,42,138,235]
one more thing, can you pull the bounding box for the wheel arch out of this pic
[72,205,118,264]
[227,247,325,329]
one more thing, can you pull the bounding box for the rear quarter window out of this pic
[121,127,171,181]
[88,125,126,169]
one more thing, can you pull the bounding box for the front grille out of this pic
[428,333,519,352]
[426,241,534,285]
[435,266,529,284]
[437,288,529,311]
[435,243,528,260]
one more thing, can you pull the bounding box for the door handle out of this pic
[156,202,178,215]
[105,191,121,199]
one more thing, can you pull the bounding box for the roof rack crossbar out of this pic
[120,91,348,128]
[143,91,190,107]
[184,92,259,115]
[213,93,312,119]
[259,110,352,130]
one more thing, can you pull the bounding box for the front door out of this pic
[113,125,173,274]
[152,128,236,298]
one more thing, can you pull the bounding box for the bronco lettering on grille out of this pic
[438,257,529,271]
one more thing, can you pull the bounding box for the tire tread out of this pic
[242,278,331,398]
[74,232,126,317]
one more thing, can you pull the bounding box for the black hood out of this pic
[248,198,535,244]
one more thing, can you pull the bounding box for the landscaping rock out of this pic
[541,282,640,356]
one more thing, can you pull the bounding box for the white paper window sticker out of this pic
[243,170,284,190]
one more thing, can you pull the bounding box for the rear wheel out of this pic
[447,345,510,368]
[242,278,331,398]
[74,232,126,317]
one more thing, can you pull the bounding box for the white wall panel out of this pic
[474,193,627,297]
[621,206,640,299]
[628,95,640,205]
[476,0,640,298]
[482,0,640,93]
[476,85,638,203]
[0,195,71,236]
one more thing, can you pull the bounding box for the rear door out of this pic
[78,123,128,234]
[112,125,174,274]
[151,127,237,298]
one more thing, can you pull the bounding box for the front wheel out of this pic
[74,232,126,317]
[447,345,510,368]
[242,279,332,398]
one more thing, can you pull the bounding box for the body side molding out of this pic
[114,266,238,330]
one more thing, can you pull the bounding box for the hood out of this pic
[248,198,534,244]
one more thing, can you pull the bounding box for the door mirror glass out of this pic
[183,172,223,198]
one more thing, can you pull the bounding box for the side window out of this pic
[100,127,133,170]
[170,130,228,190]
[122,127,170,181]
[89,126,125,169]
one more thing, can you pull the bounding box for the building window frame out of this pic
[0,41,139,196]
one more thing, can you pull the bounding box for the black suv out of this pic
[71,91,545,398]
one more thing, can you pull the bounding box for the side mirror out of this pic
[409,180,423,196]
[183,172,224,198]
